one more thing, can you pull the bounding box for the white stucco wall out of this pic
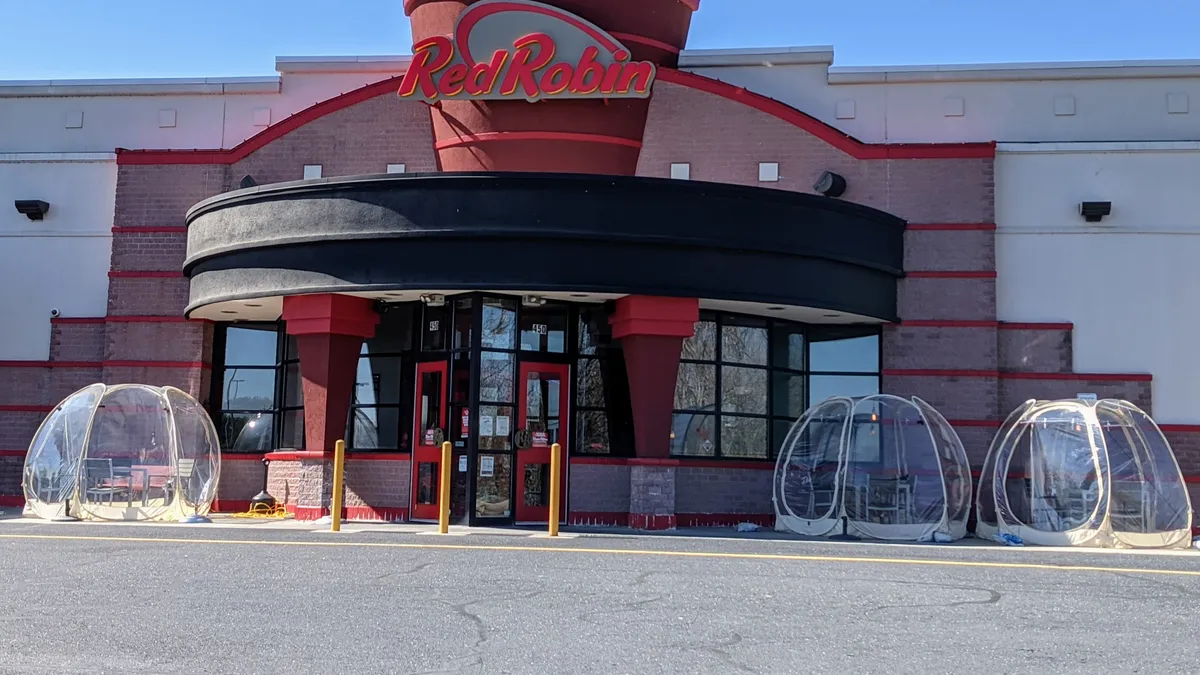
[995,143,1200,423]
[0,155,116,360]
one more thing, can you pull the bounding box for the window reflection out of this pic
[481,297,516,350]
[809,375,880,405]
[224,326,278,366]
[809,327,880,373]
[682,321,716,360]
[721,319,768,366]
[479,351,514,403]
[222,369,275,411]
[520,305,569,353]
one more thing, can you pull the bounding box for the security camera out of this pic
[49,308,60,318]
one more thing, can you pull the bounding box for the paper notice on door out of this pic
[495,416,510,436]
[480,455,495,477]
[479,415,495,437]
[458,455,467,472]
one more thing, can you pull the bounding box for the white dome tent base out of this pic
[976,398,1192,549]
[772,394,973,542]
[21,383,222,523]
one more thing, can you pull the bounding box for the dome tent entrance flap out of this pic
[772,394,973,542]
[21,383,222,522]
[976,398,1192,548]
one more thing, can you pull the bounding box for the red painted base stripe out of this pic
[677,513,774,528]
[907,271,997,279]
[434,131,643,151]
[1000,322,1074,330]
[629,513,676,530]
[568,511,630,527]
[211,499,252,513]
[344,506,409,522]
[0,496,25,508]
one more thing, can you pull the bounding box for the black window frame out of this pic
[671,311,882,461]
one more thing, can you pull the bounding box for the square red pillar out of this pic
[610,295,699,459]
[282,294,380,454]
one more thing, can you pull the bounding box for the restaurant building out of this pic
[3,0,1200,528]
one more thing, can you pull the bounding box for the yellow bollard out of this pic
[548,442,562,537]
[331,439,346,533]
[438,441,452,534]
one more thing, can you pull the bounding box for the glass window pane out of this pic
[522,370,565,448]
[478,404,514,451]
[772,418,797,458]
[481,297,516,350]
[809,375,879,406]
[772,372,806,418]
[771,324,805,371]
[480,351,515,403]
[475,454,512,518]
[577,358,605,408]
[351,407,402,449]
[576,410,610,454]
[422,304,449,351]
[520,305,569,353]
[721,416,769,459]
[721,318,768,366]
[224,326,278,366]
[416,369,444,447]
[368,306,414,353]
[809,328,880,373]
[220,412,274,452]
[281,409,304,449]
[681,320,716,361]
[284,362,304,407]
[721,366,767,415]
[453,297,474,350]
[671,413,716,456]
[285,335,298,361]
[674,363,716,411]
[353,355,404,406]
[578,307,611,356]
[221,368,276,411]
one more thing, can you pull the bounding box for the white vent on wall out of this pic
[65,111,84,129]
[303,165,323,180]
[943,97,965,117]
[670,163,691,180]
[835,100,856,120]
[1054,96,1076,116]
[758,162,780,182]
[158,109,177,128]
[387,164,407,174]
[253,107,272,127]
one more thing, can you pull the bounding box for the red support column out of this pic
[610,295,700,459]
[282,294,380,454]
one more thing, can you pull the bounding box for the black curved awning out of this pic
[184,172,906,320]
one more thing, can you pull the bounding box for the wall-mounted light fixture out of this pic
[522,295,547,307]
[1079,201,1111,223]
[15,200,50,221]
[420,293,446,307]
[813,171,847,198]
[239,175,258,189]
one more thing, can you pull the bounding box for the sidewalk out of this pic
[2,505,1196,557]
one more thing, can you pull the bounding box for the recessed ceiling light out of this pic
[221,310,237,315]
[244,303,263,308]
[823,313,840,318]
[570,294,589,298]
[767,306,786,311]
[384,293,405,298]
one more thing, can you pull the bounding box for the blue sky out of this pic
[2,0,1197,80]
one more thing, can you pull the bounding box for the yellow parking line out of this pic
[2,532,1198,578]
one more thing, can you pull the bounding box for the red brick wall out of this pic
[568,462,630,514]
[51,322,106,362]
[343,458,411,511]
[215,459,266,508]
[675,466,773,516]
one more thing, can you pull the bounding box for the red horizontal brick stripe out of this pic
[108,270,185,278]
[0,450,27,457]
[1159,424,1200,433]
[0,360,208,369]
[906,271,997,279]
[0,405,51,413]
[999,322,1074,330]
[0,496,24,508]
[886,369,1151,382]
[221,453,267,461]
[50,317,106,325]
[572,456,774,470]
[434,131,642,150]
[346,452,412,461]
[112,226,188,233]
[108,316,199,323]
[907,223,997,231]
[897,320,999,328]
[265,450,332,461]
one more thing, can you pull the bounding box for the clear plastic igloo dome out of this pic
[773,394,973,541]
[976,398,1192,548]
[22,383,221,522]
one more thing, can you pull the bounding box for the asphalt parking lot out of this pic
[0,515,1197,675]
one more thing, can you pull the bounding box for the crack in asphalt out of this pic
[694,632,757,674]
[577,594,665,626]
[867,579,1003,612]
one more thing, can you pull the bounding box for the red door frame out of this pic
[411,360,449,521]
[514,361,570,524]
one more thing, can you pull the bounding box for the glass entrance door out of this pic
[515,362,569,524]
[411,361,448,521]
